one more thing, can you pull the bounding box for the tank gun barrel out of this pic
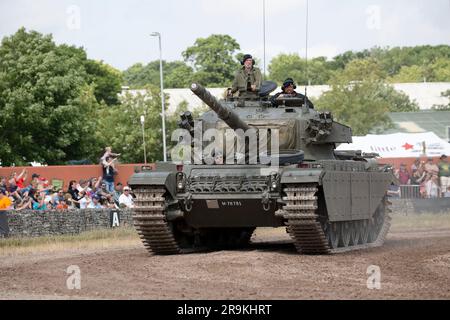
[190,83,250,131]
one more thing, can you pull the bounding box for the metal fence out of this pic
[399,185,421,199]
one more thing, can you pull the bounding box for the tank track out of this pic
[133,187,181,255]
[276,184,392,254]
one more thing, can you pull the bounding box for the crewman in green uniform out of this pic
[229,54,262,98]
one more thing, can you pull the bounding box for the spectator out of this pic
[100,146,121,162]
[56,199,69,211]
[7,174,21,200]
[78,190,90,209]
[398,164,411,185]
[87,195,104,209]
[32,191,48,210]
[15,196,32,211]
[87,177,102,194]
[51,189,65,206]
[411,161,426,185]
[102,156,117,193]
[0,188,13,210]
[438,155,450,197]
[410,158,421,174]
[425,175,440,199]
[64,194,78,210]
[424,158,439,176]
[119,186,134,208]
[76,179,89,193]
[103,194,118,209]
[112,183,123,206]
[31,173,40,184]
[67,180,79,202]
[0,176,6,189]
[11,169,27,190]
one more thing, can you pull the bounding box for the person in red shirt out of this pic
[15,169,27,189]
[398,164,411,185]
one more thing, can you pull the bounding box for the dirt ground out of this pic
[1,216,449,300]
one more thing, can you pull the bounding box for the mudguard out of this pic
[128,165,177,199]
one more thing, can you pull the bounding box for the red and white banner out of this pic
[337,132,450,158]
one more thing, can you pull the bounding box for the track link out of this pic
[277,184,392,254]
[133,187,181,255]
[276,185,331,254]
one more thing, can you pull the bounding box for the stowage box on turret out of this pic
[129,82,394,255]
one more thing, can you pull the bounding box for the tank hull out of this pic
[129,161,393,255]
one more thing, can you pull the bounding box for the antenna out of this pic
[303,0,310,113]
[263,0,266,80]
[305,0,309,99]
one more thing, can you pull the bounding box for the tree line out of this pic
[0,29,449,166]
[124,38,450,88]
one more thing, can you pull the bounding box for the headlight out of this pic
[270,173,279,190]
[176,172,185,191]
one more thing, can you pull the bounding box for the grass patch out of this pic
[391,213,450,231]
[0,228,140,256]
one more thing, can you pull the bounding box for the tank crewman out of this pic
[270,78,315,108]
[229,54,262,98]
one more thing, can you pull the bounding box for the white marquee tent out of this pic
[336,132,450,158]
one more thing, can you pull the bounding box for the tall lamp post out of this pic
[150,32,167,162]
[140,115,147,164]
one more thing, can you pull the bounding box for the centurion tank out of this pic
[128,82,394,255]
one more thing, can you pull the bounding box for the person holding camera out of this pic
[229,54,262,98]
[102,156,117,193]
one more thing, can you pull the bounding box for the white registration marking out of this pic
[221,201,243,207]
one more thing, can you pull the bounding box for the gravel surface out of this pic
[0,226,449,300]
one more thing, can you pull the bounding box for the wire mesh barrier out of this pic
[400,185,421,199]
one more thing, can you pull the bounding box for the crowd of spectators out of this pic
[0,170,135,211]
[394,155,450,198]
[0,147,136,211]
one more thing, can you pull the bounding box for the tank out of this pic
[129,82,394,255]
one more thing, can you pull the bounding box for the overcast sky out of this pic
[0,0,449,71]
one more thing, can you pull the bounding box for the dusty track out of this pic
[0,225,449,300]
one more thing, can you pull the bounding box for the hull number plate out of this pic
[221,201,243,207]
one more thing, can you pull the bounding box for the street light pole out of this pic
[140,115,147,164]
[150,32,167,162]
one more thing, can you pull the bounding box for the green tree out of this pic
[123,60,193,88]
[326,45,450,80]
[389,65,425,83]
[0,28,102,165]
[96,87,168,163]
[182,34,241,86]
[85,60,123,105]
[268,54,332,85]
[315,59,418,135]
[431,58,450,82]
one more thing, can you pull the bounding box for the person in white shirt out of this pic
[425,175,440,199]
[78,191,90,209]
[119,186,134,208]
